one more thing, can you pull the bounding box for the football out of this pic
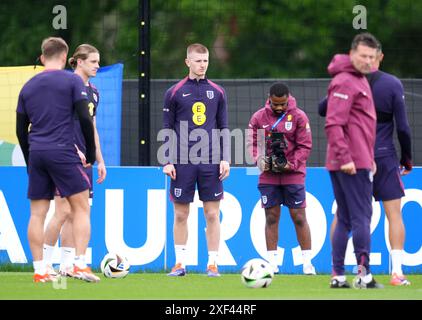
[240,258,274,288]
[100,252,130,278]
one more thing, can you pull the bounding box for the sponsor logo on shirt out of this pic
[88,102,95,117]
[81,91,87,96]
[182,93,191,97]
[163,108,170,112]
[206,90,214,99]
[333,92,348,100]
[262,124,269,128]
[192,102,207,126]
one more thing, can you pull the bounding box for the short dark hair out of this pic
[351,32,381,51]
[269,82,289,97]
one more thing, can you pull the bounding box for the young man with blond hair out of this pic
[42,43,106,282]
[162,43,230,277]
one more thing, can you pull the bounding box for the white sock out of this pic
[43,244,55,267]
[60,247,75,269]
[267,250,278,267]
[175,245,186,268]
[74,255,87,269]
[207,251,218,266]
[391,249,403,275]
[33,260,46,275]
[362,273,373,284]
[302,250,312,267]
[267,250,280,272]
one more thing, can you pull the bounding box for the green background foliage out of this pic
[151,0,422,78]
[0,0,137,77]
[0,0,421,78]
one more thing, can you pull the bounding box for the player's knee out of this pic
[174,215,188,224]
[204,210,219,223]
[294,217,305,227]
[266,215,278,226]
[290,210,307,227]
[265,209,279,226]
[174,211,189,223]
[55,208,72,222]
[52,215,68,227]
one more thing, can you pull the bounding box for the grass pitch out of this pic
[0,272,421,300]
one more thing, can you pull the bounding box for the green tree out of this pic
[150,0,422,78]
[0,0,138,77]
[1,1,421,79]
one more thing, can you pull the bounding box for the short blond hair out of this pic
[41,37,69,59]
[187,43,208,57]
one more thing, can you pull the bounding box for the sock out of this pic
[74,255,87,269]
[362,273,373,284]
[175,245,186,268]
[302,250,312,267]
[267,250,280,272]
[43,244,55,267]
[60,247,75,270]
[391,249,403,275]
[207,251,218,266]
[33,260,46,275]
[267,250,278,267]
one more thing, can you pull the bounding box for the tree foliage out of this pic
[1,1,421,78]
[0,0,137,77]
[151,0,422,78]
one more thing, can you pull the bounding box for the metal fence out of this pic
[121,78,422,167]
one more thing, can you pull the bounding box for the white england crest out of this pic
[92,92,98,103]
[174,188,182,197]
[206,90,214,99]
[262,195,267,205]
[285,121,292,131]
